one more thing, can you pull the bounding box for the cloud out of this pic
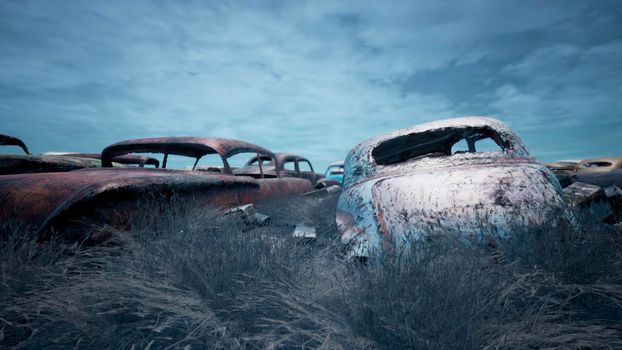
[0,0,621,167]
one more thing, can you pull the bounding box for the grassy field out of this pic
[1,194,622,349]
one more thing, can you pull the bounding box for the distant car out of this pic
[336,117,571,258]
[0,134,105,175]
[569,158,622,189]
[0,137,313,243]
[1,134,155,175]
[546,158,622,188]
[576,158,622,173]
[237,153,330,188]
[545,160,580,173]
[45,152,161,168]
[324,161,344,184]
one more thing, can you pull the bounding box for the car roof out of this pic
[343,116,529,187]
[101,137,274,168]
[0,134,30,155]
[578,157,622,167]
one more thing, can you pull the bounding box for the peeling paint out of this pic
[337,116,573,258]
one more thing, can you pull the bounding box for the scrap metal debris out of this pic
[563,182,608,208]
[563,182,612,222]
[226,203,271,226]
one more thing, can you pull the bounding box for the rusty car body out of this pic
[1,135,128,175]
[47,152,161,168]
[546,158,622,189]
[236,153,329,187]
[0,137,313,243]
[336,116,572,258]
[0,134,30,154]
[545,160,579,173]
[0,153,107,175]
[576,157,622,173]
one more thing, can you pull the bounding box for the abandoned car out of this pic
[576,157,622,173]
[336,116,572,258]
[47,152,161,168]
[0,137,313,243]
[324,161,345,184]
[546,157,622,189]
[1,134,148,175]
[236,153,337,188]
[545,160,580,173]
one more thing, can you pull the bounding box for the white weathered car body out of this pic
[336,117,571,258]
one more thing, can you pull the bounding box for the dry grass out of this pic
[1,194,621,349]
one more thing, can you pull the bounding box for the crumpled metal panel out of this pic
[337,116,572,258]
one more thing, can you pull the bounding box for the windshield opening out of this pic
[372,126,507,166]
[229,152,277,178]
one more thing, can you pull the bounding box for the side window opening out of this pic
[330,167,344,175]
[284,161,297,171]
[373,126,507,166]
[193,153,226,172]
[246,156,273,168]
[451,139,469,154]
[149,154,190,170]
[227,152,257,170]
[228,152,277,178]
[298,160,313,172]
[474,138,503,153]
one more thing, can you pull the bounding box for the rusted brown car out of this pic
[336,117,573,258]
[0,137,313,243]
[546,158,622,189]
[0,134,30,154]
[235,153,332,187]
[545,160,579,173]
[576,157,622,173]
[1,134,152,175]
[46,152,161,168]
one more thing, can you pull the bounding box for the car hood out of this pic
[337,158,570,257]
[0,168,259,236]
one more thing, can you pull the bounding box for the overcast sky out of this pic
[1,0,621,170]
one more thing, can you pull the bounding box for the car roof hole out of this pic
[373,126,508,166]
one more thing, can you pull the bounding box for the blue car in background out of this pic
[324,161,345,184]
